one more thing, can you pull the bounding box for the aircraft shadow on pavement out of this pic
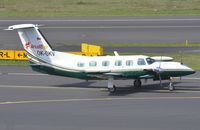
[52,81,105,89]
[50,81,200,96]
[174,81,200,91]
[109,83,174,96]
[52,82,166,96]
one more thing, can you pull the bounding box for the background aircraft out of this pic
[6,24,195,93]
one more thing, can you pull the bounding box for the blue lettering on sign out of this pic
[37,51,55,56]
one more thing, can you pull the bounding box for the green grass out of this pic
[63,42,200,47]
[102,42,200,47]
[167,53,200,70]
[0,0,200,17]
[0,60,31,66]
[0,52,199,70]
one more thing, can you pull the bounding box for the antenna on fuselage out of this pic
[179,51,183,64]
[114,51,119,56]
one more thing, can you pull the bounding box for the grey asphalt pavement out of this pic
[1,16,200,53]
[0,66,200,130]
[1,16,200,130]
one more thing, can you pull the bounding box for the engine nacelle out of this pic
[151,56,173,62]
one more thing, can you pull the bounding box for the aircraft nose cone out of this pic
[189,70,196,75]
[181,64,195,75]
[186,67,196,75]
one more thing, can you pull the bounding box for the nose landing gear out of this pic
[169,77,175,91]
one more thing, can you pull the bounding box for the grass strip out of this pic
[103,42,200,47]
[62,42,200,47]
[0,60,31,66]
[0,0,200,17]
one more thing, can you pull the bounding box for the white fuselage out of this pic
[32,51,193,74]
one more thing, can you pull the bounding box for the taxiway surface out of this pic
[1,16,200,129]
[1,16,200,53]
[0,66,200,130]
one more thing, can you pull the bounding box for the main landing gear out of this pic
[107,77,175,93]
[107,77,116,93]
[107,78,143,93]
[134,79,142,88]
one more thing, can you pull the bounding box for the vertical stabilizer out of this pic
[6,24,54,62]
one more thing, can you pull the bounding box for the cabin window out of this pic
[115,60,122,66]
[126,60,133,66]
[77,62,85,67]
[89,61,97,67]
[137,58,146,65]
[102,61,110,66]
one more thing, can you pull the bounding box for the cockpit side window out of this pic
[146,58,155,65]
[137,58,146,65]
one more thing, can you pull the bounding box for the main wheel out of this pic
[134,79,142,88]
[108,85,116,93]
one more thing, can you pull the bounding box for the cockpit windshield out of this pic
[146,57,155,65]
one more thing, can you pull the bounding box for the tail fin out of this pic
[6,24,54,61]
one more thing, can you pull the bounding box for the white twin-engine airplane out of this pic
[6,24,195,93]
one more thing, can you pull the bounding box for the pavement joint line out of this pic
[1,19,200,22]
[2,26,200,29]
[7,73,48,76]
[43,26,200,29]
[1,96,200,105]
[0,85,200,93]
[0,72,48,76]
[0,72,8,75]
[177,77,200,80]
[0,85,101,90]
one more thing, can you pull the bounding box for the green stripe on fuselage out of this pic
[30,63,194,80]
[30,64,90,80]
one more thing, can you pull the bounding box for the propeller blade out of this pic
[159,73,162,87]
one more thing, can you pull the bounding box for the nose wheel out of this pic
[108,85,116,93]
[169,82,174,91]
[169,77,175,91]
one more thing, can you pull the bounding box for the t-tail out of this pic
[6,24,54,63]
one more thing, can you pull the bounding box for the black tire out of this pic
[134,79,142,88]
[169,83,174,91]
[108,85,116,93]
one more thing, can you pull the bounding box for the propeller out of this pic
[155,56,163,87]
[179,51,183,80]
[144,56,164,87]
